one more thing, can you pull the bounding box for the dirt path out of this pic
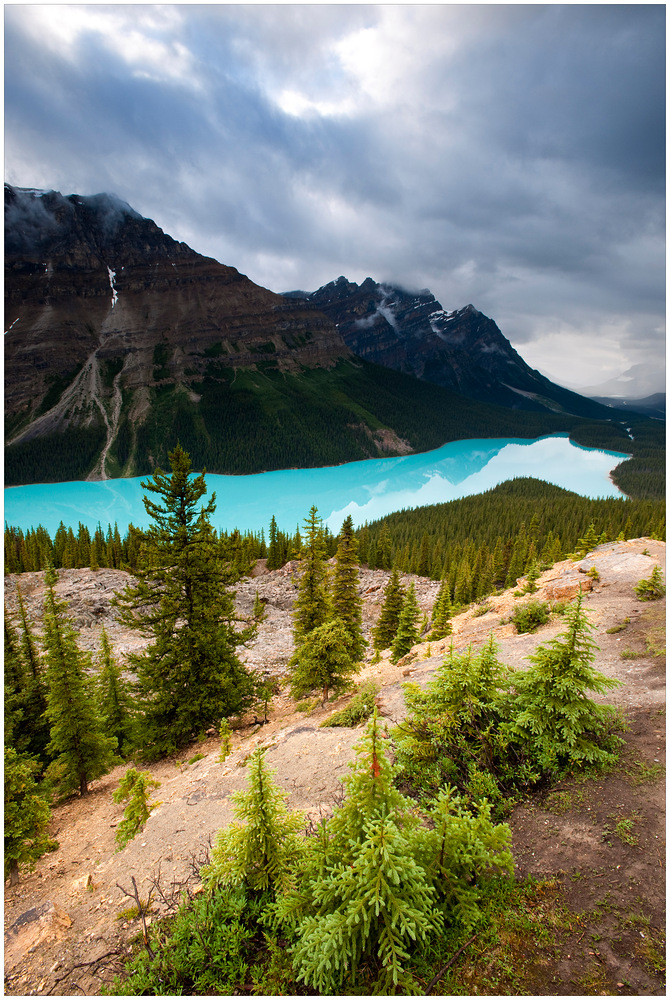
[3,538,665,996]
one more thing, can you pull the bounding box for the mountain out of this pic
[284,276,611,419]
[587,393,665,420]
[566,363,666,400]
[4,185,647,489]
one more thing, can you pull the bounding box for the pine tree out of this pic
[372,569,405,651]
[331,516,366,662]
[113,445,255,758]
[376,523,393,570]
[5,609,27,749]
[42,566,118,796]
[390,583,421,664]
[416,533,432,577]
[5,747,55,885]
[291,506,331,646]
[428,578,452,641]
[204,748,305,895]
[11,589,51,763]
[290,618,359,704]
[96,626,136,758]
[507,591,621,770]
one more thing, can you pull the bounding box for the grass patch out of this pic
[320,681,380,728]
[624,760,665,785]
[620,648,645,660]
[606,618,630,634]
[544,787,586,815]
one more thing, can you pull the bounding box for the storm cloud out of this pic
[4,4,665,387]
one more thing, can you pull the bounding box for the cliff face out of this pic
[291,276,607,417]
[5,185,347,440]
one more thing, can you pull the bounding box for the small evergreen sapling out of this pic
[113,768,162,850]
[289,617,359,704]
[506,591,622,771]
[204,748,305,895]
[634,565,665,601]
[277,712,512,994]
[217,718,232,762]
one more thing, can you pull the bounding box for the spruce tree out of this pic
[113,445,255,758]
[290,618,358,704]
[372,569,405,651]
[428,578,453,641]
[291,505,331,646]
[507,591,621,770]
[42,566,118,796]
[331,516,366,661]
[14,586,51,764]
[5,747,54,885]
[376,524,393,570]
[96,626,137,758]
[390,583,421,663]
[204,748,305,895]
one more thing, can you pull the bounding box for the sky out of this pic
[4,3,666,389]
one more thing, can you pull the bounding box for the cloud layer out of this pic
[5,4,665,386]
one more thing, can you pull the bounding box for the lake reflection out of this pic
[4,434,629,536]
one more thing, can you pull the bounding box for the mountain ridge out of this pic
[284,276,614,419]
[4,184,653,488]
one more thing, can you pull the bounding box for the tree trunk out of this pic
[9,859,19,886]
[80,773,88,796]
[322,685,329,707]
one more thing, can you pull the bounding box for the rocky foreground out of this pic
[4,538,666,996]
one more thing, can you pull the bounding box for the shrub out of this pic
[511,600,550,634]
[320,681,380,727]
[634,565,665,601]
[113,769,161,851]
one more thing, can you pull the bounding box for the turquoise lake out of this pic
[4,434,629,537]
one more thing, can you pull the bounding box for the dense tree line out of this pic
[355,478,664,606]
[4,520,267,576]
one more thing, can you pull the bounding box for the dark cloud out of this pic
[4,4,665,386]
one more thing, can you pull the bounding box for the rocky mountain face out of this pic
[6,186,614,486]
[286,276,608,417]
[5,185,346,459]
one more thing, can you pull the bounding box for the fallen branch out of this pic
[47,951,124,995]
[424,932,478,995]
